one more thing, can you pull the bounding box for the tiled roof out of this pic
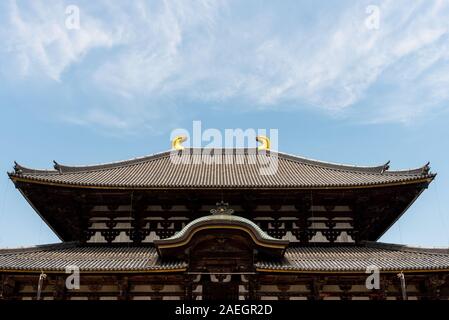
[0,243,186,272]
[256,242,449,272]
[1,242,448,273]
[9,149,434,189]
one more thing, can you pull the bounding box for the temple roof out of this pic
[9,149,435,189]
[1,242,448,273]
[257,242,449,272]
[0,243,186,272]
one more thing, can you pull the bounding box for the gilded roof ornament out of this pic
[171,136,187,150]
[256,135,270,151]
[210,201,234,215]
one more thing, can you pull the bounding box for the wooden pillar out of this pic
[0,275,16,300]
[248,275,259,300]
[423,275,446,300]
[339,284,352,301]
[118,276,130,301]
[129,194,147,244]
[53,276,67,300]
[87,283,101,300]
[277,284,290,300]
[308,279,323,301]
[151,284,163,300]
[184,275,195,300]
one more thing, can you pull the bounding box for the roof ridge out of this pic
[382,162,433,176]
[72,149,428,177]
[277,151,390,174]
[13,148,398,175]
[54,150,173,173]
[363,241,449,255]
[0,242,78,255]
[10,162,59,175]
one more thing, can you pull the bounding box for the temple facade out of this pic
[1,144,449,300]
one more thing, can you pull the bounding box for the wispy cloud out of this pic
[1,0,117,80]
[92,0,225,97]
[1,0,449,129]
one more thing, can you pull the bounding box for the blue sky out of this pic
[0,0,448,248]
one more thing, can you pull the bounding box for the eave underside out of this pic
[10,182,430,243]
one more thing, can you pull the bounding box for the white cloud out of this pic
[91,0,449,119]
[2,0,449,128]
[2,0,117,80]
[92,0,224,97]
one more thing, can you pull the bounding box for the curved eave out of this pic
[0,243,188,273]
[11,162,59,175]
[255,267,449,274]
[8,173,436,190]
[0,268,187,274]
[9,149,435,191]
[256,242,449,273]
[52,150,172,173]
[154,215,289,251]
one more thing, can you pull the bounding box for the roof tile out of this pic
[10,149,434,189]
